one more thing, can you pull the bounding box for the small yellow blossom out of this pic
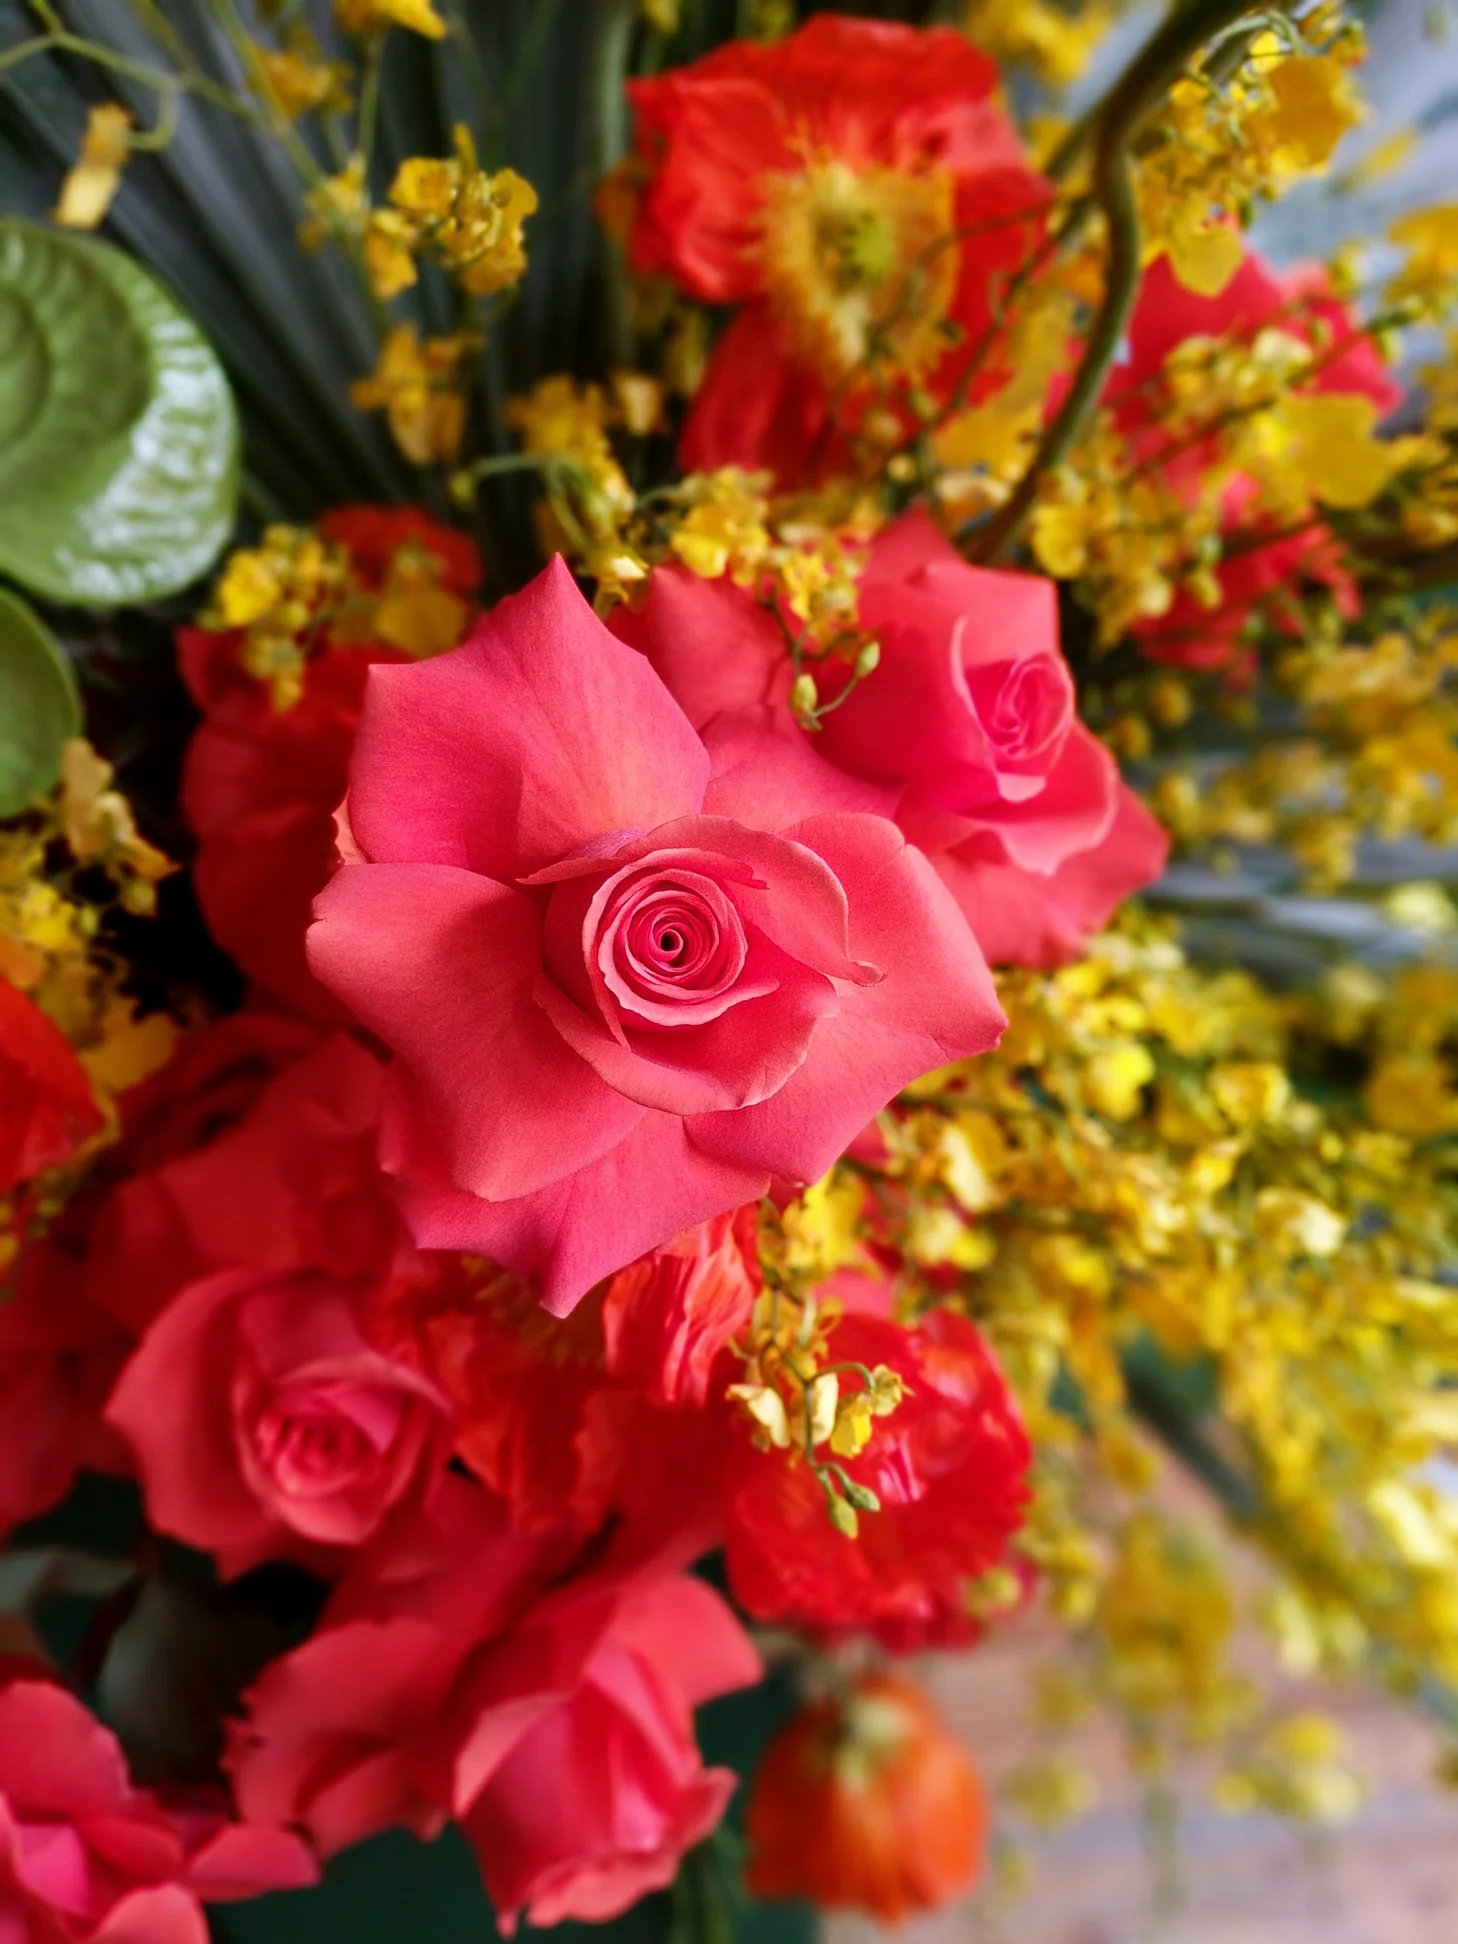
[1281,392,1414,509]
[1388,203,1458,308]
[1252,1187,1346,1258]
[1030,500,1092,580]
[1252,54,1365,173]
[830,1390,875,1458]
[807,1370,840,1446]
[1165,214,1246,297]
[58,741,173,913]
[55,104,131,231]
[670,492,773,582]
[300,157,368,256]
[350,324,475,467]
[779,1168,868,1280]
[334,0,446,37]
[254,45,351,119]
[726,1381,791,1450]
[1084,1045,1155,1121]
[1363,1054,1458,1138]
[608,370,666,438]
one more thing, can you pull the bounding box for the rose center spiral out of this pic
[967,653,1072,767]
[603,870,749,1012]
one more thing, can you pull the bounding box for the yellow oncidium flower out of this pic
[203,525,352,710]
[58,741,173,917]
[253,44,351,119]
[54,104,131,231]
[333,0,446,38]
[962,0,1114,90]
[350,324,477,467]
[372,130,538,299]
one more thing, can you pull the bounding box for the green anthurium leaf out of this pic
[0,228,240,607]
[0,219,150,498]
[0,584,80,816]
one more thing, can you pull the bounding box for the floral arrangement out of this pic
[1,1,1457,1938]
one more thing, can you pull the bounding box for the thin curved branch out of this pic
[967,0,1282,566]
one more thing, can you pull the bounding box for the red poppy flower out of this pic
[1109,249,1400,672]
[0,977,103,1197]
[724,1307,1031,1645]
[627,17,1049,487]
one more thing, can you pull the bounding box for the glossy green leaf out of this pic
[0,223,239,606]
[0,220,149,497]
[0,585,80,816]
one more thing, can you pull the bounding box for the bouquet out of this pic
[2,1,1458,1937]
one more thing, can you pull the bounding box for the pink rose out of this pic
[798,513,1167,966]
[0,1677,314,1943]
[450,1573,759,1931]
[307,557,1004,1312]
[227,1477,575,1856]
[615,525,1167,968]
[105,1269,453,1577]
[232,1484,757,1934]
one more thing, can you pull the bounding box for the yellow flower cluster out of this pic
[364,129,537,302]
[504,373,640,570]
[781,917,1458,1721]
[499,378,883,677]
[1,748,178,1261]
[1151,607,1458,888]
[726,1251,906,1540]
[205,525,354,709]
[1029,286,1437,647]
[961,0,1115,91]
[204,520,471,709]
[1135,22,1366,299]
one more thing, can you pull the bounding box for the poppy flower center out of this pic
[758,158,956,381]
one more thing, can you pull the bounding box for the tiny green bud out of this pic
[854,639,881,679]
[842,1478,881,1514]
[789,671,819,722]
[826,1493,859,1540]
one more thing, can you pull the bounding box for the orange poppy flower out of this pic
[746,1671,986,1922]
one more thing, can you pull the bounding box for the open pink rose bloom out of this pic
[308,556,1009,1310]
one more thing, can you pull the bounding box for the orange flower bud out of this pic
[745,1672,985,1922]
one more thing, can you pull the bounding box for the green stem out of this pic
[127,83,181,152]
[968,0,1277,566]
[454,449,576,484]
[0,27,256,123]
[590,0,638,371]
[355,35,384,172]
